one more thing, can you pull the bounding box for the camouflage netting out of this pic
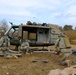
[48,65,76,75]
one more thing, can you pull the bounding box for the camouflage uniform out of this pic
[20,39,29,54]
[0,30,10,58]
[60,49,72,65]
[55,34,72,65]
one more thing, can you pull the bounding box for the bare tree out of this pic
[0,19,8,32]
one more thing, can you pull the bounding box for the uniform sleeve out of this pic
[0,37,4,46]
[55,39,60,47]
[8,38,10,46]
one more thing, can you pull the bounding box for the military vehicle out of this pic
[5,22,63,52]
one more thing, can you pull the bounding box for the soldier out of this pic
[20,39,29,54]
[55,33,72,66]
[0,29,18,58]
[0,29,10,58]
[55,33,66,54]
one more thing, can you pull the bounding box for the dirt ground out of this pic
[0,45,76,75]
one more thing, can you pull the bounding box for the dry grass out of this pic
[63,30,76,45]
[70,40,76,44]
[71,44,76,50]
[63,30,76,40]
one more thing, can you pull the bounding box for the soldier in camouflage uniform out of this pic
[0,30,18,59]
[20,39,29,54]
[0,30,10,58]
[55,33,72,66]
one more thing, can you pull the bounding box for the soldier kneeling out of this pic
[20,39,29,55]
[59,51,72,67]
[55,33,72,67]
[0,30,18,58]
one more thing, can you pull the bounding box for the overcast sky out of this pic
[0,0,76,28]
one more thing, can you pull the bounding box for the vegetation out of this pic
[0,19,8,32]
[62,25,76,44]
[63,25,73,30]
[63,30,76,43]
